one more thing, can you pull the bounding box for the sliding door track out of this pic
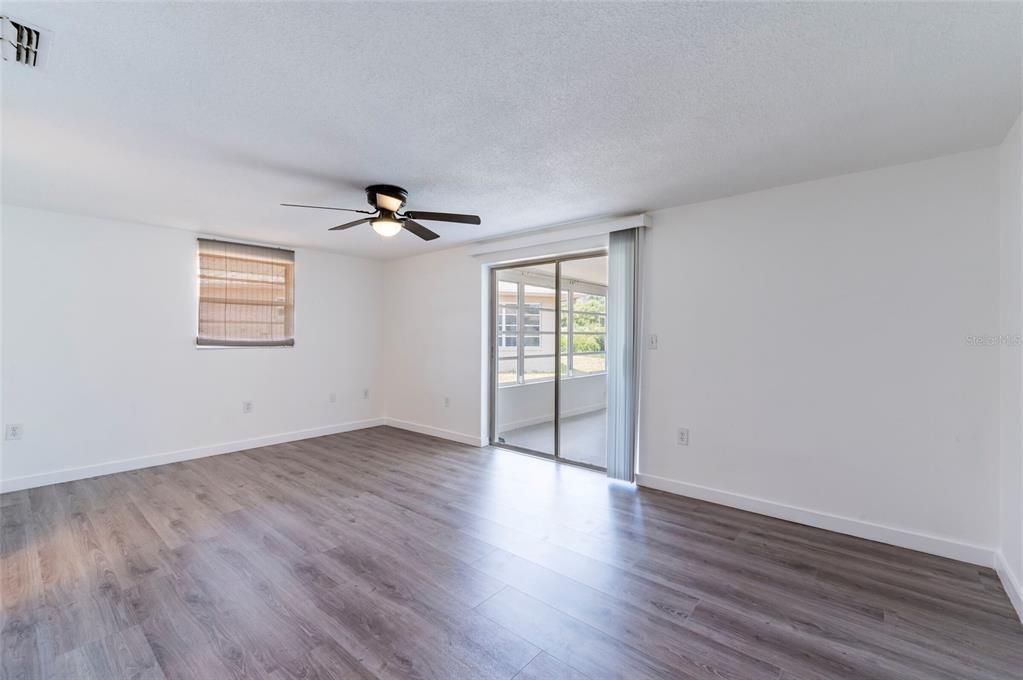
[489,441,607,473]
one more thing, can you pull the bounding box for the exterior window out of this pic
[197,238,295,347]
[497,274,606,384]
[497,306,517,348]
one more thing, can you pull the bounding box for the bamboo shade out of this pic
[197,238,295,347]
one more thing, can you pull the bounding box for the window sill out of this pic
[497,372,606,389]
[195,344,294,350]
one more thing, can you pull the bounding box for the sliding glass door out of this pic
[492,263,557,455]
[557,256,608,467]
[490,253,608,469]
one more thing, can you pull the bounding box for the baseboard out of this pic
[635,473,996,568]
[497,404,605,432]
[381,418,487,447]
[0,418,386,493]
[995,551,1023,623]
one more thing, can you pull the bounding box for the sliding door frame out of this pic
[488,250,608,472]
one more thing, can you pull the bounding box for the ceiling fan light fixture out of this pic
[371,217,402,237]
[281,184,479,242]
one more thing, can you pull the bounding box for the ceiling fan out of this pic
[281,185,481,241]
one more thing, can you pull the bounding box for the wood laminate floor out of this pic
[2,426,1021,680]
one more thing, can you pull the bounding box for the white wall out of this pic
[638,148,1001,562]
[378,246,488,445]
[998,112,1023,616]
[0,205,384,491]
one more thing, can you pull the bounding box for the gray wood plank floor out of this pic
[2,426,1021,679]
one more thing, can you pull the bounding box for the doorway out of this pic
[489,252,609,470]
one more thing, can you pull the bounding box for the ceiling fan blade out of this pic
[282,203,374,214]
[401,219,440,241]
[329,217,372,231]
[404,210,481,225]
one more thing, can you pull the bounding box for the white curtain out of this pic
[606,227,643,481]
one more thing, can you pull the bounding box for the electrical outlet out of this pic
[329,392,337,403]
[648,334,659,350]
[362,388,370,400]
[5,424,23,440]
[677,427,689,446]
[242,401,254,414]
[444,396,450,408]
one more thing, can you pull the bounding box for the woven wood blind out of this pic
[197,238,295,347]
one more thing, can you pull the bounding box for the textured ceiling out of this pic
[2,2,1020,259]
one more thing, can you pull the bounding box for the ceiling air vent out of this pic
[1,16,45,67]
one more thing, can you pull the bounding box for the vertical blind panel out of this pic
[606,228,642,482]
[197,239,295,346]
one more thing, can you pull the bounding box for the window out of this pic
[197,238,295,347]
[496,280,518,351]
[496,273,605,385]
[497,306,517,348]
[522,303,542,348]
[563,289,606,376]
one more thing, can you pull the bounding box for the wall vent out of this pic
[1,16,45,67]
